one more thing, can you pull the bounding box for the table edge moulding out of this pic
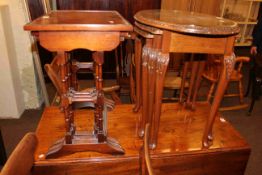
[134,9,240,35]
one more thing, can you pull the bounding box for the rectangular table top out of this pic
[24,10,133,32]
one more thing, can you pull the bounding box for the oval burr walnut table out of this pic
[24,10,133,158]
[133,9,240,149]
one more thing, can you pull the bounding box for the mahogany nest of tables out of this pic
[133,9,241,149]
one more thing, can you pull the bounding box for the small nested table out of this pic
[24,10,132,158]
[133,10,240,149]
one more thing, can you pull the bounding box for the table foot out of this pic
[45,132,124,159]
[133,103,141,113]
[138,129,145,138]
[202,131,214,149]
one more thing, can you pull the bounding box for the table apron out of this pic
[39,31,121,52]
[168,32,231,54]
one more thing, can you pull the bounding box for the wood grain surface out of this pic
[33,103,250,175]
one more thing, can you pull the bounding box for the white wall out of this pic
[0,0,43,118]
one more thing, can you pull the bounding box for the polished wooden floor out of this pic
[33,103,250,175]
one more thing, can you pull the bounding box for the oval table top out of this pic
[134,10,239,36]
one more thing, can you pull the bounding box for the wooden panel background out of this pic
[192,0,222,16]
[161,0,222,16]
[56,0,161,23]
[161,0,192,11]
[27,0,45,20]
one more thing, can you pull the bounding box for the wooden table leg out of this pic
[147,36,162,138]
[179,61,189,103]
[202,53,236,148]
[139,39,153,137]
[133,37,142,112]
[192,61,206,110]
[186,60,198,108]
[93,52,106,142]
[147,49,157,134]
[66,53,76,135]
[45,52,124,158]
[57,51,73,144]
[150,52,170,148]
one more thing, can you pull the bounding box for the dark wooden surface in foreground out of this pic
[33,103,250,175]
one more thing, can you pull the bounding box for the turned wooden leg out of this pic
[58,51,72,144]
[66,53,75,134]
[139,39,153,137]
[71,60,79,91]
[150,52,170,149]
[202,53,236,148]
[133,37,142,112]
[93,52,106,142]
[66,53,72,89]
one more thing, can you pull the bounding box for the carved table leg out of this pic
[139,39,153,137]
[150,52,170,149]
[133,37,142,112]
[202,53,236,148]
[147,49,157,137]
[147,36,161,140]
